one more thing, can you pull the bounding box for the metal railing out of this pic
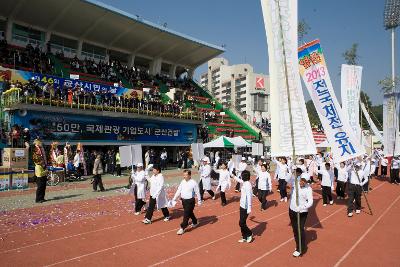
[1,89,203,121]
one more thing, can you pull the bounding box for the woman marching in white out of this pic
[143,165,170,224]
[289,168,314,257]
[131,163,148,215]
[172,170,202,235]
[257,164,272,211]
[214,161,231,206]
[232,170,253,243]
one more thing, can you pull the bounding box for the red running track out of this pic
[0,177,399,267]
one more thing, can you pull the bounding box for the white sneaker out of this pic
[212,196,216,200]
[355,210,361,214]
[329,200,334,205]
[134,212,140,215]
[177,228,185,235]
[235,190,239,193]
[347,212,353,217]
[246,235,253,243]
[191,223,198,228]
[142,218,151,224]
[238,238,246,243]
[284,197,287,202]
[280,198,284,202]
[323,204,327,207]
[163,217,170,222]
[293,251,301,257]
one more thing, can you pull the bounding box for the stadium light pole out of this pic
[384,0,400,92]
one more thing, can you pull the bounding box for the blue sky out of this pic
[98,0,398,105]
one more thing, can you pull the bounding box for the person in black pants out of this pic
[32,138,48,203]
[289,170,314,257]
[172,170,202,235]
[92,153,105,192]
[143,165,170,224]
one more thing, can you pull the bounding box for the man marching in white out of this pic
[347,163,367,217]
[336,162,348,199]
[289,168,314,257]
[199,157,215,201]
[172,170,202,235]
[317,163,334,206]
[132,163,148,215]
[143,165,170,224]
[232,170,253,243]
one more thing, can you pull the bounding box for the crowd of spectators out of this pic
[255,118,271,134]
[0,40,54,74]
[198,125,210,143]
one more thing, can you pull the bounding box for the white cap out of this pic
[202,157,210,163]
[301,173,310,181]
[241,157,246,161]
[137,163,143,167]
[261,156,265,159]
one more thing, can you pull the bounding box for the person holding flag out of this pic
[288,168,314,257]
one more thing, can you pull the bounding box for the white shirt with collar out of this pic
[148,173,168,209]
[337,167,349,182]
[200,164,212,190]
[173,179,201,200]
[227,160,235,174]
[215,169,231,192]
[289,177,314,213]
[233,176,252,214]
[317,169,334,188]
[258,171,272,191]
[381,158,388,166]
[391,159,400,169]
[349,169,367,185]
[238,162,247,178]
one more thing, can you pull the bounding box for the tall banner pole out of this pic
[275,0,302,254]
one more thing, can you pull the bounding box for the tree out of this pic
[305,100,320,128]
[298,19,310,44]
[342,43,359,65]
[378,76,399,93]
[360,91,383,131]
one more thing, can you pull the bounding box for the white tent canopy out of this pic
[229,136,252,147]
[203,136,234,148]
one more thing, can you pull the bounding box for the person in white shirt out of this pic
[317,163,334,206]
[73,150,82,179]
[160,149,168,170]
[252,158,263,196]
[235,157,248,193]
[380,157,388,178]
[257,164,272,211]
[390,156,400,184]
[232,170,253,243]
[214,151,220,169]
[132,163,148,215]
[214,161,231,206]
[172,170,202,235]
[143,165,170,224]
[227,156,235,175]
[316,153,324,180]
[336,162,348,199]
[199,157,215,201]
[273,157,290,202]
[347,163,367,217]
[289,168,314,257]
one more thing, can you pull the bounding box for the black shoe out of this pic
[39,199,47,203]
[221,203,226,206]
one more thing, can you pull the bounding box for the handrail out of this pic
[1,91,203,122]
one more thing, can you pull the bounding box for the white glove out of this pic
[197,200,202,206]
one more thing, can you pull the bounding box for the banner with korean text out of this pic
[261,0,316,157]
[341,64,362,138]
[298,40,365,163]
[383,92,400,156]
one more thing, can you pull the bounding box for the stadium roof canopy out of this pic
[0,0,225,69]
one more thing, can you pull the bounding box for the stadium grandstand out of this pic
[0,0,262,165]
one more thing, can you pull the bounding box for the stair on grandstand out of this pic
[187,81,259,141]
[312,129,327,144]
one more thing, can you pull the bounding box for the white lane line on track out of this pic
[333,193,400,267]
[244,182,387,267]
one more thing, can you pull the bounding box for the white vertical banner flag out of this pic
[298,40,365,163]
[341,64,363,138]
[383,92,400,156]
[360,102,383,143]
[260,0,316,157]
